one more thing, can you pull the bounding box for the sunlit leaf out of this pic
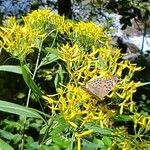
[0,100,43,119]
[21,64,43,97]
[139,82,150,87]
[0,130,14,140]
[93,137,105,148]
[40,53,59,67]
[54,64,64,89]
[0,65,22,74]
[102,136,112,146]
[45,47,62,59]
[0,138,14,150]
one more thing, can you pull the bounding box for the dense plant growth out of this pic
[0,9,150,150]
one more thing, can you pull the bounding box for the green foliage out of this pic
[0,138,14,150]
[0,100,46,120]
[0,65,22,74]
[21,64,43,97]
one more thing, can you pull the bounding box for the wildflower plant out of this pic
[0,9,150,150]
[0,17,45,60]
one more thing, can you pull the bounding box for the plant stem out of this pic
[20,29,56,150]
[141,22,146,54]
[26,46,42,107]
[20,43,42,150]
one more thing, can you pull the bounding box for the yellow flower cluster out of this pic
[132,113,150,133]
[0,9,145,149]
[70,21,107,48]
[112,124,150,149]
[0,9,110,60]
[23,9,53,33]
[59,44,142,115]
[44,43,141,124]
[0,16,47,60]
[23,9,73,34]
[44,41,142,149]
[0,9,73,60]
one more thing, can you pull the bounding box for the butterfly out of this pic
[82,74,119,100]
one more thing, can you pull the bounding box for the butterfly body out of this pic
[84,74,118,100]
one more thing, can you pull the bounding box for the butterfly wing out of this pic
[96,85,107,100]
[86,77,106,99]
[102,78,116,98]
[85,75,118,100]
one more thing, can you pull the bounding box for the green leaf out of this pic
[97,56,107,69]
[0,138,14,150]
[52,135,71,149]
[12,134,21,144]
[45,47,62,59]
[49,115,68,136]
[26,140,39,150]
[0,130,14,140]
[93,137,105,148]
[57,64,64,81]
[51,124,67,136]
[0,100,43,119]
[85,124,112,135]
[54,64,64,89]
[0,65,22,74]
[82,139,98,150]
[102,136,112,146]
[139,82,150,87]
[39,145,60,150]
[113,115,132,122]
[21,64,43,97]
[52,115,67,127]
[34,109,51,119]
[40,53,59,67]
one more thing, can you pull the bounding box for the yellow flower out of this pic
[132,113,150,133]
[0,16,46,60]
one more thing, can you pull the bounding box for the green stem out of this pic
[20,29,57,149]
[38,30,58,69]
[20,43,43,150]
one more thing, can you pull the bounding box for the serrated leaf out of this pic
[50,124,67,136]
[0,65,22,74]
[26,140,39,150]
[12,134,21,144]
